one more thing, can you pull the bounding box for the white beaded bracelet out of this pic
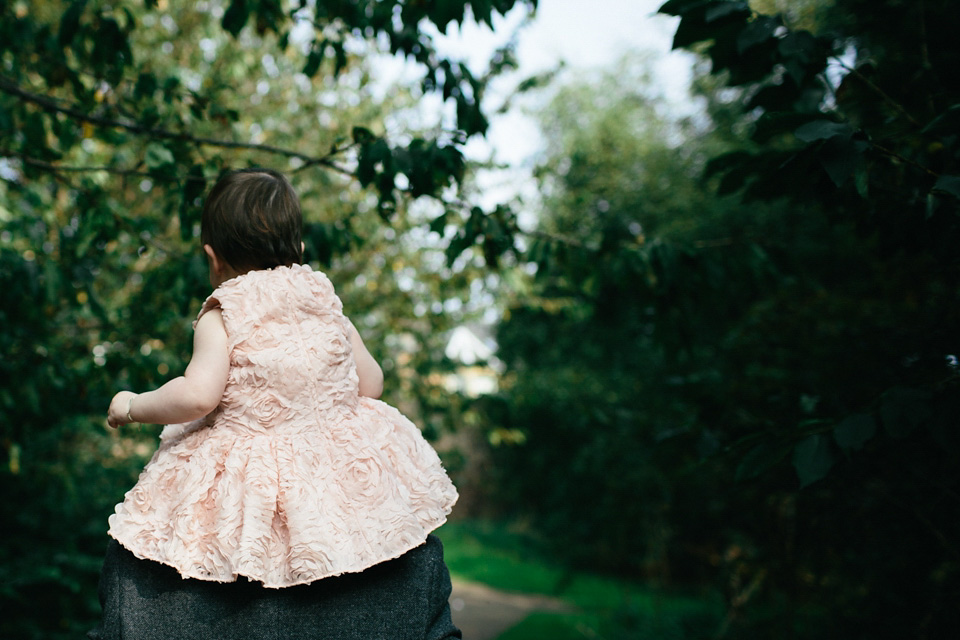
[126,396,136,423]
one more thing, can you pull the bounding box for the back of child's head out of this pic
[201,168,302,272]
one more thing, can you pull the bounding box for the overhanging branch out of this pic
[0,76,355,176]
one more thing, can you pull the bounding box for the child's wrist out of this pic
[126,395,137,423]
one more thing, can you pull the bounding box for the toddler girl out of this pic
[105,168,458,588]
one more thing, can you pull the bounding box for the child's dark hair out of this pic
[201,168,303,271]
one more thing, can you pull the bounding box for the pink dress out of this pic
[108,264,458,588]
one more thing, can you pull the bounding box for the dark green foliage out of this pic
[481,1,960,636]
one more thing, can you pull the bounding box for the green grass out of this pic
[496,613,601,640]
[435,520,724,640]
[436,519,565,594]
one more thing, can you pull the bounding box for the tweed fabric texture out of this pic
[87,535,462,640]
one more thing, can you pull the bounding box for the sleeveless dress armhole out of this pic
[308,271,352,339]
[193,295,223,330]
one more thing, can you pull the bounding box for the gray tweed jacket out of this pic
[87,535,462,640]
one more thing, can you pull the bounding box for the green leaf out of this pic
[752,112,819,142]
[456,94,488,137]
[351,126,374,144]
[832,414,876,455]
[672,16,715,49]
[303,46,323,78]
[403,139,465,197]
[134,72,158,101]
[736,15,779,54]
[59,0,88,47]
[253,0,284,35]
[931,175,960,200]
[880,387,932,438]
[179,164,206,241]
[735,440,792,481]
[921,104,960,136]
[793,434,836,488]
[706,1,749,22]
[795,120,853,143]
[222,0,249,36]
[445,230,477,267]
[144,142,175,169]
[472,0,494,27]
[777,32,824,84]
[0,103,11,134]
[332,41,348,76]
[430,211,450,235]
[24,112,51,157]
[854,164,869,198]
[428,0,466,33]
[817,137,866,188]
[704,150,752,179]
[90,16,133,83]
[658,0,710,18]
[356,138,390,187]
[778,31,821,63]
[716,163,754,195]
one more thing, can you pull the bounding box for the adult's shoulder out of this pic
[89,536,462,640]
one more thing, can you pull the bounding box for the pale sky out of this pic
[425,0,695,208]
[439,0,682,76]
[361,1,696,215]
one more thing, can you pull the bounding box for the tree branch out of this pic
[522,228,587,248]
[870,142,940,178]
[0,76,355,176]
[832,61,922,128]
[0,150,160,179]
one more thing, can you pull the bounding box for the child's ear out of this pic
[203,244,223,275]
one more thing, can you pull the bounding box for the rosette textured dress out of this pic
[108,264,458,588]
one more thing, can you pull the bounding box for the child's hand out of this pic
[107,391,138,429]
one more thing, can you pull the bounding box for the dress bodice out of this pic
[200,264,360,435]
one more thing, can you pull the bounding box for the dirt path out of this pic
[449,578,573,640]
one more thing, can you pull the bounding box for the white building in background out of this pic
[443,326,502,397]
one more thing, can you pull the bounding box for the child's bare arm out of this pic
[107,309,230,428]
[346,318,384,399]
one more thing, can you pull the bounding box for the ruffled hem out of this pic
[107,398,458,588]
[109,516,450,589]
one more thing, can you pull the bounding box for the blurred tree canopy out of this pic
[0,0,533,637]
[483,0,960,637]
